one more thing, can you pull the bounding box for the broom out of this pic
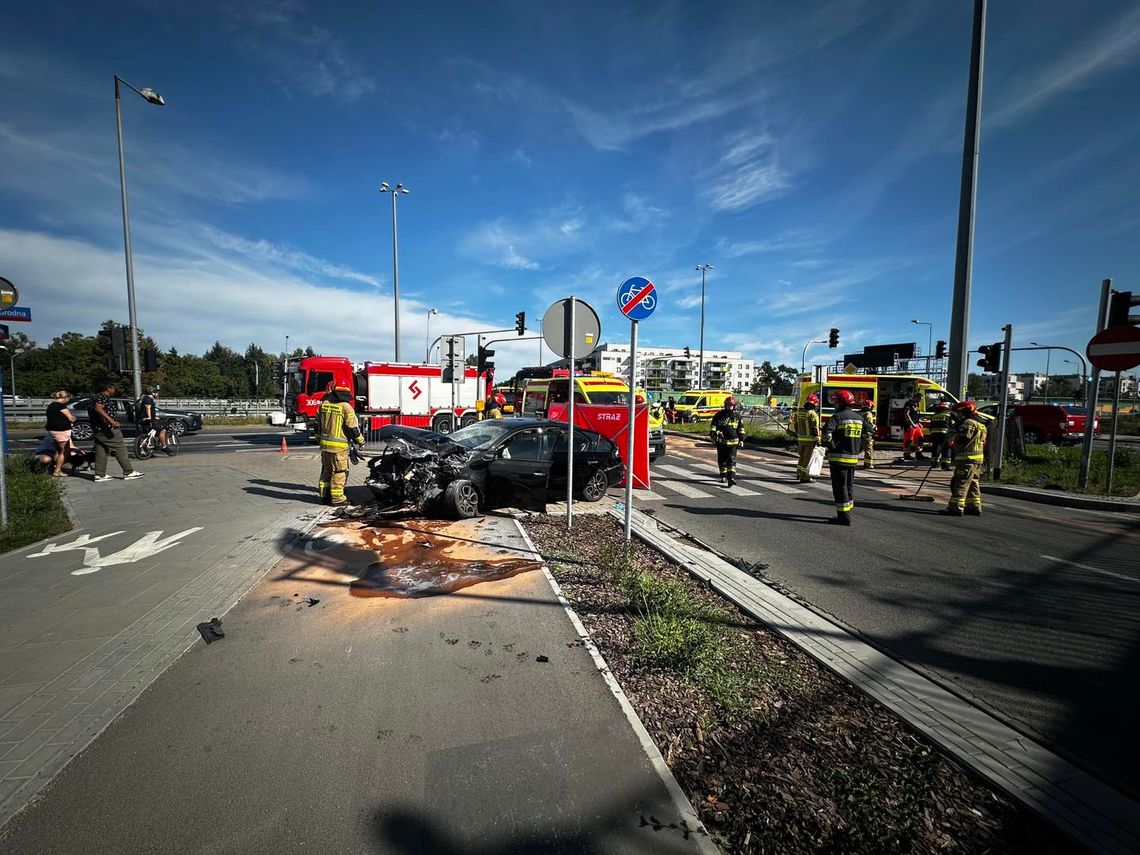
[898,463,937,502]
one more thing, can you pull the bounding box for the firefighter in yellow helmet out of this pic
[316,384,364,506]
[793,394,821,483]
[941,400,987,517]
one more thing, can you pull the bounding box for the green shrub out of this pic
[0,459,72,553]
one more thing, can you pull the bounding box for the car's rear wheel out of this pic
[432,415,455,434]
[71,422,93,441]
[443,480,480,519]
[1023,428,1042,445]
[580,469,609,502]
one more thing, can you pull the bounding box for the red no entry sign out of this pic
[1087,324,1140,372]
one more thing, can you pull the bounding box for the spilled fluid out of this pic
[341,520,540,598]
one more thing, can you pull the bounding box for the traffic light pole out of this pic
[992,323,1012,481]
[1078,279,1111,489]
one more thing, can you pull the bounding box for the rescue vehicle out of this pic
[517,369,666,460]
[672,389,735,422]
[285,356,489,436]
[794,372,957,439]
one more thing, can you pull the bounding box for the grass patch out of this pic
[995,445,1140,496]
[0,459,72,553]
[665,420,794,447]
[200,415,275,427]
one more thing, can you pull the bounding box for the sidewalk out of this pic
[0,445,712,852]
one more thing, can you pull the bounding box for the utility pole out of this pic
[946,0,988,401]
[1078,280,1111,489]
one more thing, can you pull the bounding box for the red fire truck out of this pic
[286,356,489,435]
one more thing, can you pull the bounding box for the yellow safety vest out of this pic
[794,409,820,444]
[317,399,360,451]
[956,419,986,462]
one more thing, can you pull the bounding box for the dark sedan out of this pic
[68,397,204,441]
[365,419,625,518]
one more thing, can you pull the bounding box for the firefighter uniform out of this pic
[928,405,952,470]
[316,387,364,505]
[944,413,987,517]
[860,402,876,469]
[711,405,744,486]
[793,406,821,483]
[823,400,865,525]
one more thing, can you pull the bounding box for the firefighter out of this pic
[941,400,987,518]
[928,400,953,470]
[902,394,926,461]
[822,389,864,526]
[485,392,506,420]
[860,399,876,469]
[793,394,821,483]
[316,384,365,506]
[711,396,744,487]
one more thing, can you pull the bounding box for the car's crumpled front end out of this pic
[364,434,471,512]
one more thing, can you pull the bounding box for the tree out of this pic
[749,361,796,396]
[966,373,988,400]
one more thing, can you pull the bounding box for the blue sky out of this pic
[2,0,1139,379]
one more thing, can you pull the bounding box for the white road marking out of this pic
[635,491,666,502]
[732,464,803,494]
[1040,555,1139,585]
[30,528,205,575]
[725,483,764,498]
[656,463,719,483]
[652,478,713,499]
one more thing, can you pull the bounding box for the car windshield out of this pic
[448,421,516,450]
[1061,406,1087,415]
[585,390,630,405]
[678,394,701,406]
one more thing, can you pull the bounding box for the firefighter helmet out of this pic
[860,398,873,410]
[724,396,737,409]
[493,392,506,406]
[936,400,952,410]
[806,394,819,406]
[833,389,855,407]
[953,400,978,415]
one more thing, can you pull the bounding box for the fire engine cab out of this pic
[286,356,488,436]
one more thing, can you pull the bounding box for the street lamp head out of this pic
[430,307,438,315]
[138,88,165,106]
[396,184,410,194]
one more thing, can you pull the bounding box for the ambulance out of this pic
[672,389,735,423]
[794,372,957,439]
[520,370,666,460]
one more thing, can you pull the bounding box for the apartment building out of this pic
[583,344,754,393]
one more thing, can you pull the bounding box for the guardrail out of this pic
[3,398,284,422]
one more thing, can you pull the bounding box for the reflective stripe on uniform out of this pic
[830,455,859,465]
[837,501,854,512]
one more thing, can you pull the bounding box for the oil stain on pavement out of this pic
[305,517,542,599]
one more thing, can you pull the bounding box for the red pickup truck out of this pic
[982,404,1101,445]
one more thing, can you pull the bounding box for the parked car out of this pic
[365,419,625,518]
[979,403,1099,445]
[68,397,204,441]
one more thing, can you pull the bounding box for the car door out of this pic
[486,427,559,511]
[548,428,597,495]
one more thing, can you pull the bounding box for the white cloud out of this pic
[702,132,792,212]
[458,208,587,271]
[716,229,823,258]
[196,226,383,288]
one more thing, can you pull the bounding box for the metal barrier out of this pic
[4,398,283,422]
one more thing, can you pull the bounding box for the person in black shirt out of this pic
[710,397,744,487]
[45,390,76,477]
[139,386,172,455]
[88,381,144,482]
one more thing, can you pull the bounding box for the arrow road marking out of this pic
[28,528,204,575]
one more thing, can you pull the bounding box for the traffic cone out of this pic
[279,436,288,454]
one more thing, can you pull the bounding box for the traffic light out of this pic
[1107,290,1139,328]
[143,348,158,372]
[515,311,526,336]
[477,345,495,375]
[683,346,691,358]
[977,342,1002,373]
[935,340,947,360]
[98,325,127,370]
[828,328,839,348]
[271,362,284,384]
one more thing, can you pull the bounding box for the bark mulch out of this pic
[522,513,1079,855]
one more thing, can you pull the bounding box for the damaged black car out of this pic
[365,419,625,518]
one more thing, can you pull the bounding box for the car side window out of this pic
[500,429,554,461]
[553,432,591,454]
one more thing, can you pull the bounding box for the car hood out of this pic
[373,424,466,455]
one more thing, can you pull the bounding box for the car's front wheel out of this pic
[71,422,93,441]
[169,419,189,436]
[432,415,454,435]
[580,469,609,502]
[443,480,481,519]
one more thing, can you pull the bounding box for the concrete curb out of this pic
[511,519,719,854]
[983,483,1140,513]
[610,506,1140,855]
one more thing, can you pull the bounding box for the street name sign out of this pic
[0,307,31,322]
[1086,324,1140,372]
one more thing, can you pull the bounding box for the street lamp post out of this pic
[282,334,290,407]
[379,182,411,362]
[0,347,22,397]
[911,320,933,376]
[425,307,438,362]
[114,75,165,400]
[1031,341,1050,402]
[695,264,713,386]
[801,338,828,374]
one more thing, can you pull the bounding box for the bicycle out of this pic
[134,418,180,460]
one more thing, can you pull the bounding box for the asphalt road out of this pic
[633,438,1140,800]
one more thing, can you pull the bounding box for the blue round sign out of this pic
[616,276,657,322]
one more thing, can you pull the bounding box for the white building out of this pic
[583,344,754,393]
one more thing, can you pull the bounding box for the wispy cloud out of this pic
[716,229,823,258]
[458,207,586,271]
[197,226,383,288]
[566,90,760,151]
[989,5,1140,128]
[702,132,792,212]
[220,0,375,101]
[609,193,669,233]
